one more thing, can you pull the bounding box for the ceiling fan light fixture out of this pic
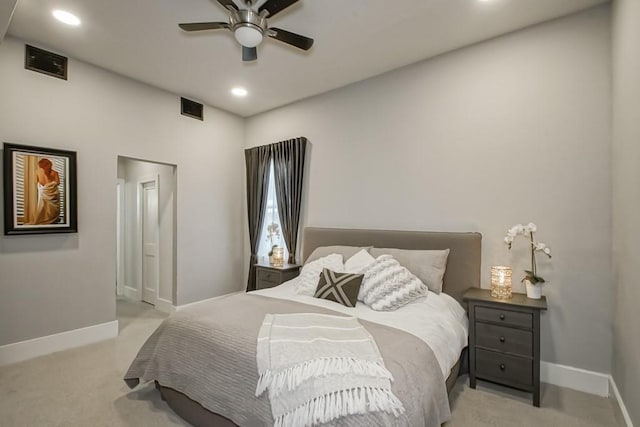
[234,25,263,48]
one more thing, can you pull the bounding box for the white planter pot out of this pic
[525,280,543,299]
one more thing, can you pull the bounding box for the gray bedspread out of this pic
[124,293,450,427]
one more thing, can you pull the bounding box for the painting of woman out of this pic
[31,158,61,224]
[3,143,77,235]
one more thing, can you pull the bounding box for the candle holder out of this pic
[490,266,513,299]
[271,247,285,267]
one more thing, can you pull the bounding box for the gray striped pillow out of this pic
[314,268,364,307]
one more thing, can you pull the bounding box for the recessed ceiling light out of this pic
[52,10,81,26]
[231,87,248,97]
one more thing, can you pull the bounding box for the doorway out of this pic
[116,156,177,319]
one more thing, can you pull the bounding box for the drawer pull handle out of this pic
[499,336,505,343]
[499,314,505,320]
[500,364,506,371]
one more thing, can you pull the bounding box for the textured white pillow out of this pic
[358,255,428,311]
[344,249,376,274]
[295,253,345,296]
[369,248,449,294]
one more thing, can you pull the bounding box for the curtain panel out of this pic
[244,145,272,291]
[272,137,308,265]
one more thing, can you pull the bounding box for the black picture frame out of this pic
[3,143,78,235]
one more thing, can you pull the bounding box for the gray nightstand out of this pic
[254,261,301,290]
[463,288,548,407]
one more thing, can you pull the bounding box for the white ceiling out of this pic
[7,0,607,117]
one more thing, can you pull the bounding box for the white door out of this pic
[141,181,159,305]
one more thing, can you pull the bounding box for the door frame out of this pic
[136,174,160,304]
[116,178,125,296]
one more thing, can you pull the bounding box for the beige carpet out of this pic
[0,298,624,426]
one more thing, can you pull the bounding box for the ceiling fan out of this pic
[179,0,314,62]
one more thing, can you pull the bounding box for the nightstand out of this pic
[254,261,301,290]
[463,288,548,407]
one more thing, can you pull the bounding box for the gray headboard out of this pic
[302,227,482,305]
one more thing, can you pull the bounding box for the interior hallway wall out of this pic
[0,36,245,347]
[117,157,176,305]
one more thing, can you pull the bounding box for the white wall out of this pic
[0,37,245,346]
[612,0,640,423]
[246,7,612,373]
[117,157,176,305]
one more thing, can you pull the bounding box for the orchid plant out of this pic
[504,223,552,285]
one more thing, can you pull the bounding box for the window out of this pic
[258,161,288,260]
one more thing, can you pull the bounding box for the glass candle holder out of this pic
[490,266,512,299]
[272,247,285,267]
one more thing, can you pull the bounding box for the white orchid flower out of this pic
[505,222,552,283]
[508,224,525,236]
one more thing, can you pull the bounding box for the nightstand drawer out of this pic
[256,279,278,290]
[257,269,280,284]
[476,306,532,329]
[476,348,533,388]
[476,323,533,356]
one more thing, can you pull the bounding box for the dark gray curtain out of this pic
[245,145,271,291]
[272,137,308,264]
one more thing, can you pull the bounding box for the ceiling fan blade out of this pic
[268,27,313,50]
[179,22,229,32]
[214,0,238,11]
[258,0,299,17]
[243,46,257,62]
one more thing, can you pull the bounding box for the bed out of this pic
[125,227,481,426]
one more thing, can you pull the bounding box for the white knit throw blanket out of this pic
[255,313,405,427]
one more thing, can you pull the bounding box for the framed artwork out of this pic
[3,143,77,235]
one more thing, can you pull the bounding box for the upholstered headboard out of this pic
[302,227,482,305]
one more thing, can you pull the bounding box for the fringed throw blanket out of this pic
[256,313,405,427]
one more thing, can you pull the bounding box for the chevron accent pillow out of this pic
[358,255,428,311]
[314,268,364,307]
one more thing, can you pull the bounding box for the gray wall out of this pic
[612,0,640,423]
[246,7,613,373]
[117,157,177,305]
[0,37,245,346]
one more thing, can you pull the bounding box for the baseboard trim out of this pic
[0,320,119,367]
[154,298,177,314]
[176,291,243,311]
[541,361,609,397]
[609,376,634,427]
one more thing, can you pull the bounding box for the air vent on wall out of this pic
[24,45,68,80]
[181,97,204,121]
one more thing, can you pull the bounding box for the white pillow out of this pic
[344,249,376,273]
[358,255,428,311]
[369,248,449,294]
[295,253,344,296]
[306,246,370,263]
